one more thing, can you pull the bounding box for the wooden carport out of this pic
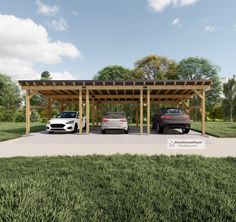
[18,80,211,136]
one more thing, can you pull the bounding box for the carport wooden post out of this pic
[92,97,95,129]
[147,87,150,134]
[201,90,206,136]
[60,100,64,112]
[86,89,90,134]
[98,103,102,125]
[47,98,52,121]
[25,90,31,135]
[95,103,99,127]
[193,89,206,136]
[136,105,139,127]
[140,88,143,134]
[186,99,190,114]
[79,89,83,135]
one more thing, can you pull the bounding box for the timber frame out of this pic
[19,80,211,136]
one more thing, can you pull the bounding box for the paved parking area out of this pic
[0,127,235,157]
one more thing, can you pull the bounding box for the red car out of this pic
[152,108,191,134]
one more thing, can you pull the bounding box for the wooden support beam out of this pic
[193,89,203,100]
[92,97,95,129]
[48,94,192,100]
[25,90,31,135]
[22,86,82,91]
[147,88,150,135]
[201,90,206,136]
[47,98,52,121]
[96,103,99,127]
[86,89,90,134]
[98,100,178,105]
[60,101,64,112]
[185,99,190,114]
[79,89,83,135]
[149,85,209,90]
[140,88,143,135]
[86,86,143,90]
[136,105,139,127]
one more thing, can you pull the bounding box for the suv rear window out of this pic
[104,113,125,119]
[161,109,185,114]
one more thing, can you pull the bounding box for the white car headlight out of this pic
[66,120,74,124]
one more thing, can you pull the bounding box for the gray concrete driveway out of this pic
[0,127,235,157]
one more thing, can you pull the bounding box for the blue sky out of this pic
[0,0,236,80]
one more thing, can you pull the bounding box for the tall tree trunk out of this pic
[230,103,233,123]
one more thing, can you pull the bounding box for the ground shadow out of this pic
[39,126,196,136]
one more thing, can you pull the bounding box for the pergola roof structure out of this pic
[19,80,211,104]
[19,79,211,136]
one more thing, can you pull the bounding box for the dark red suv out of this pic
[152,108,191,134]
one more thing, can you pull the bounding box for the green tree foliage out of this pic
[209,103,223,121]
[41,71,52,80]
[27,71,52,120]
[222,77,236,122]
[0,74,21,121]
[176,57,222,115]
[132,55,178,80]
[94,66,135,119]
[94,65,132,80]
[15,109,41,122]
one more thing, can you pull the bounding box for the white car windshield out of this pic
[104,113,125,119]
[56,112,76,118]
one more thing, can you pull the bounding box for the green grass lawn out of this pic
[191,121,236,138]
[0,155,235,221]
[0,122,45,142]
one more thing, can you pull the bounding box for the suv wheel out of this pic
[182,128,190,134]
[73,124,78,133]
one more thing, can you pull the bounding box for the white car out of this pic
[46,111,86,133]
[101,112,129,134]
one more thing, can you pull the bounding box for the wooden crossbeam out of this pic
[22,86,82,90]
[192,89,203,100]
[48,94,192,99]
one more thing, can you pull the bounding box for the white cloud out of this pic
[0,58,39,80]
[0,14,81,80]
[50,71,76,80]
[47,17,69,31]
[36,0,58,16]
[172,18,182,27]
[204,25,220,32]
[148,0,200,12]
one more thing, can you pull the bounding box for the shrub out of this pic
[15,110,25,122]
[0,106,14,121]
[15,109,41,122]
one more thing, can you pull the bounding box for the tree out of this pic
[94,65,132,80]
[176,57,222,115]
[41,71,52,80]
[209,103,223,121]
[0,74,21,120]
[132,55,178,80]
[223,77,236,122]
